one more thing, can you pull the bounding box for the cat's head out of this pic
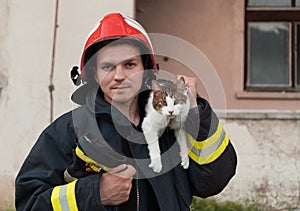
[151,77,189,117]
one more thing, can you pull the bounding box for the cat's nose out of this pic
[169,110,174,115]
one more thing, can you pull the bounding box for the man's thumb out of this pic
[109,164,136,178]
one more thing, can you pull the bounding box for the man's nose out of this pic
[114,65,126,80]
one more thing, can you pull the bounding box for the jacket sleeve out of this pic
[15,112,106,211]
[183,97,237,198]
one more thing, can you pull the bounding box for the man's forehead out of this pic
[97,53,142,65]
[96,44,141,63]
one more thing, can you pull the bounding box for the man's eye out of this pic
[101,65,114,71]
[126,62,136,68]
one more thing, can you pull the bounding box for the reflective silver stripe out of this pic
[188,128,226,157]
[59,184,70,211]
[51,180,78,211]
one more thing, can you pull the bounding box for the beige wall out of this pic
[220,119,300,209]
[136,0,300,110]
[0,0,133,208]
[136,0,300,209]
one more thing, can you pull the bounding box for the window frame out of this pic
[296,22,300,87]
[245,0,300,92]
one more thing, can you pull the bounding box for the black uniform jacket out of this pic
[15,89,237,211]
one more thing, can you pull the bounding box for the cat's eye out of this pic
[156,101,167,108]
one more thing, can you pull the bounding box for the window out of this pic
[245,0,300,91]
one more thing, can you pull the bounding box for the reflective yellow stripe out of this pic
[66,180,78,211]
[51,186,62,211]
[188,134,229,165]
[75,146,112,172]
[51,181,79,211]
[187,121,229,164]
[187,122,223,150]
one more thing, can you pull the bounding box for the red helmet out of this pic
[80,13,157,81]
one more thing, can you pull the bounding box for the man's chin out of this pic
[111,94,137,104]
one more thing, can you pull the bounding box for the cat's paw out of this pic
[149,157,162,173]
[181,156,189,169]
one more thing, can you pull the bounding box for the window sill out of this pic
[235,91,300,100]
[215,109,300,120]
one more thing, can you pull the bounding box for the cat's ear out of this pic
[151,80,161,91]
[176,77,186,93]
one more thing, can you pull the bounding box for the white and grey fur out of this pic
[142,77,190,173]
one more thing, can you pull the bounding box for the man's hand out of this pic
[177,75,198,108]
[100,164,136,206]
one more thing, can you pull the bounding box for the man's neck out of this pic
[112,96,140,126]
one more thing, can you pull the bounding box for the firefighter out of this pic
[15,13,237,211]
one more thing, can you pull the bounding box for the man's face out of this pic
[94,43,144,105]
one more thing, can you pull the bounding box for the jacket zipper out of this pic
[136,171,140,211]
[128,129,140,211]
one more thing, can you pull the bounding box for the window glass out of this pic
[248,0,291,6]
[297,0,300,6]
[248,23,290,86]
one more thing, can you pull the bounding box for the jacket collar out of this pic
[84,86,149,127]
[84,87,137,128]
[85,87,111,115]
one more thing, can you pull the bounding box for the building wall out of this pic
[220,119,300,209]
[0,0,133,208]
[136,0,300,209]
[136,0,300,110]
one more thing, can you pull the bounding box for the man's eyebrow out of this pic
[98,56,140,66]
[107,57,140,66]
[122,56,140,62]
[98,61,114,66]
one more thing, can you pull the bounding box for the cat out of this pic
[142,77,190,173]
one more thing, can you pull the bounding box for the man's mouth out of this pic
[111,85,132,92]
[112,86,130,90]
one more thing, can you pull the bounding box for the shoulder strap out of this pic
[72,106,127,169]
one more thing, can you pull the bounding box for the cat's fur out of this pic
[142,77,190,173]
